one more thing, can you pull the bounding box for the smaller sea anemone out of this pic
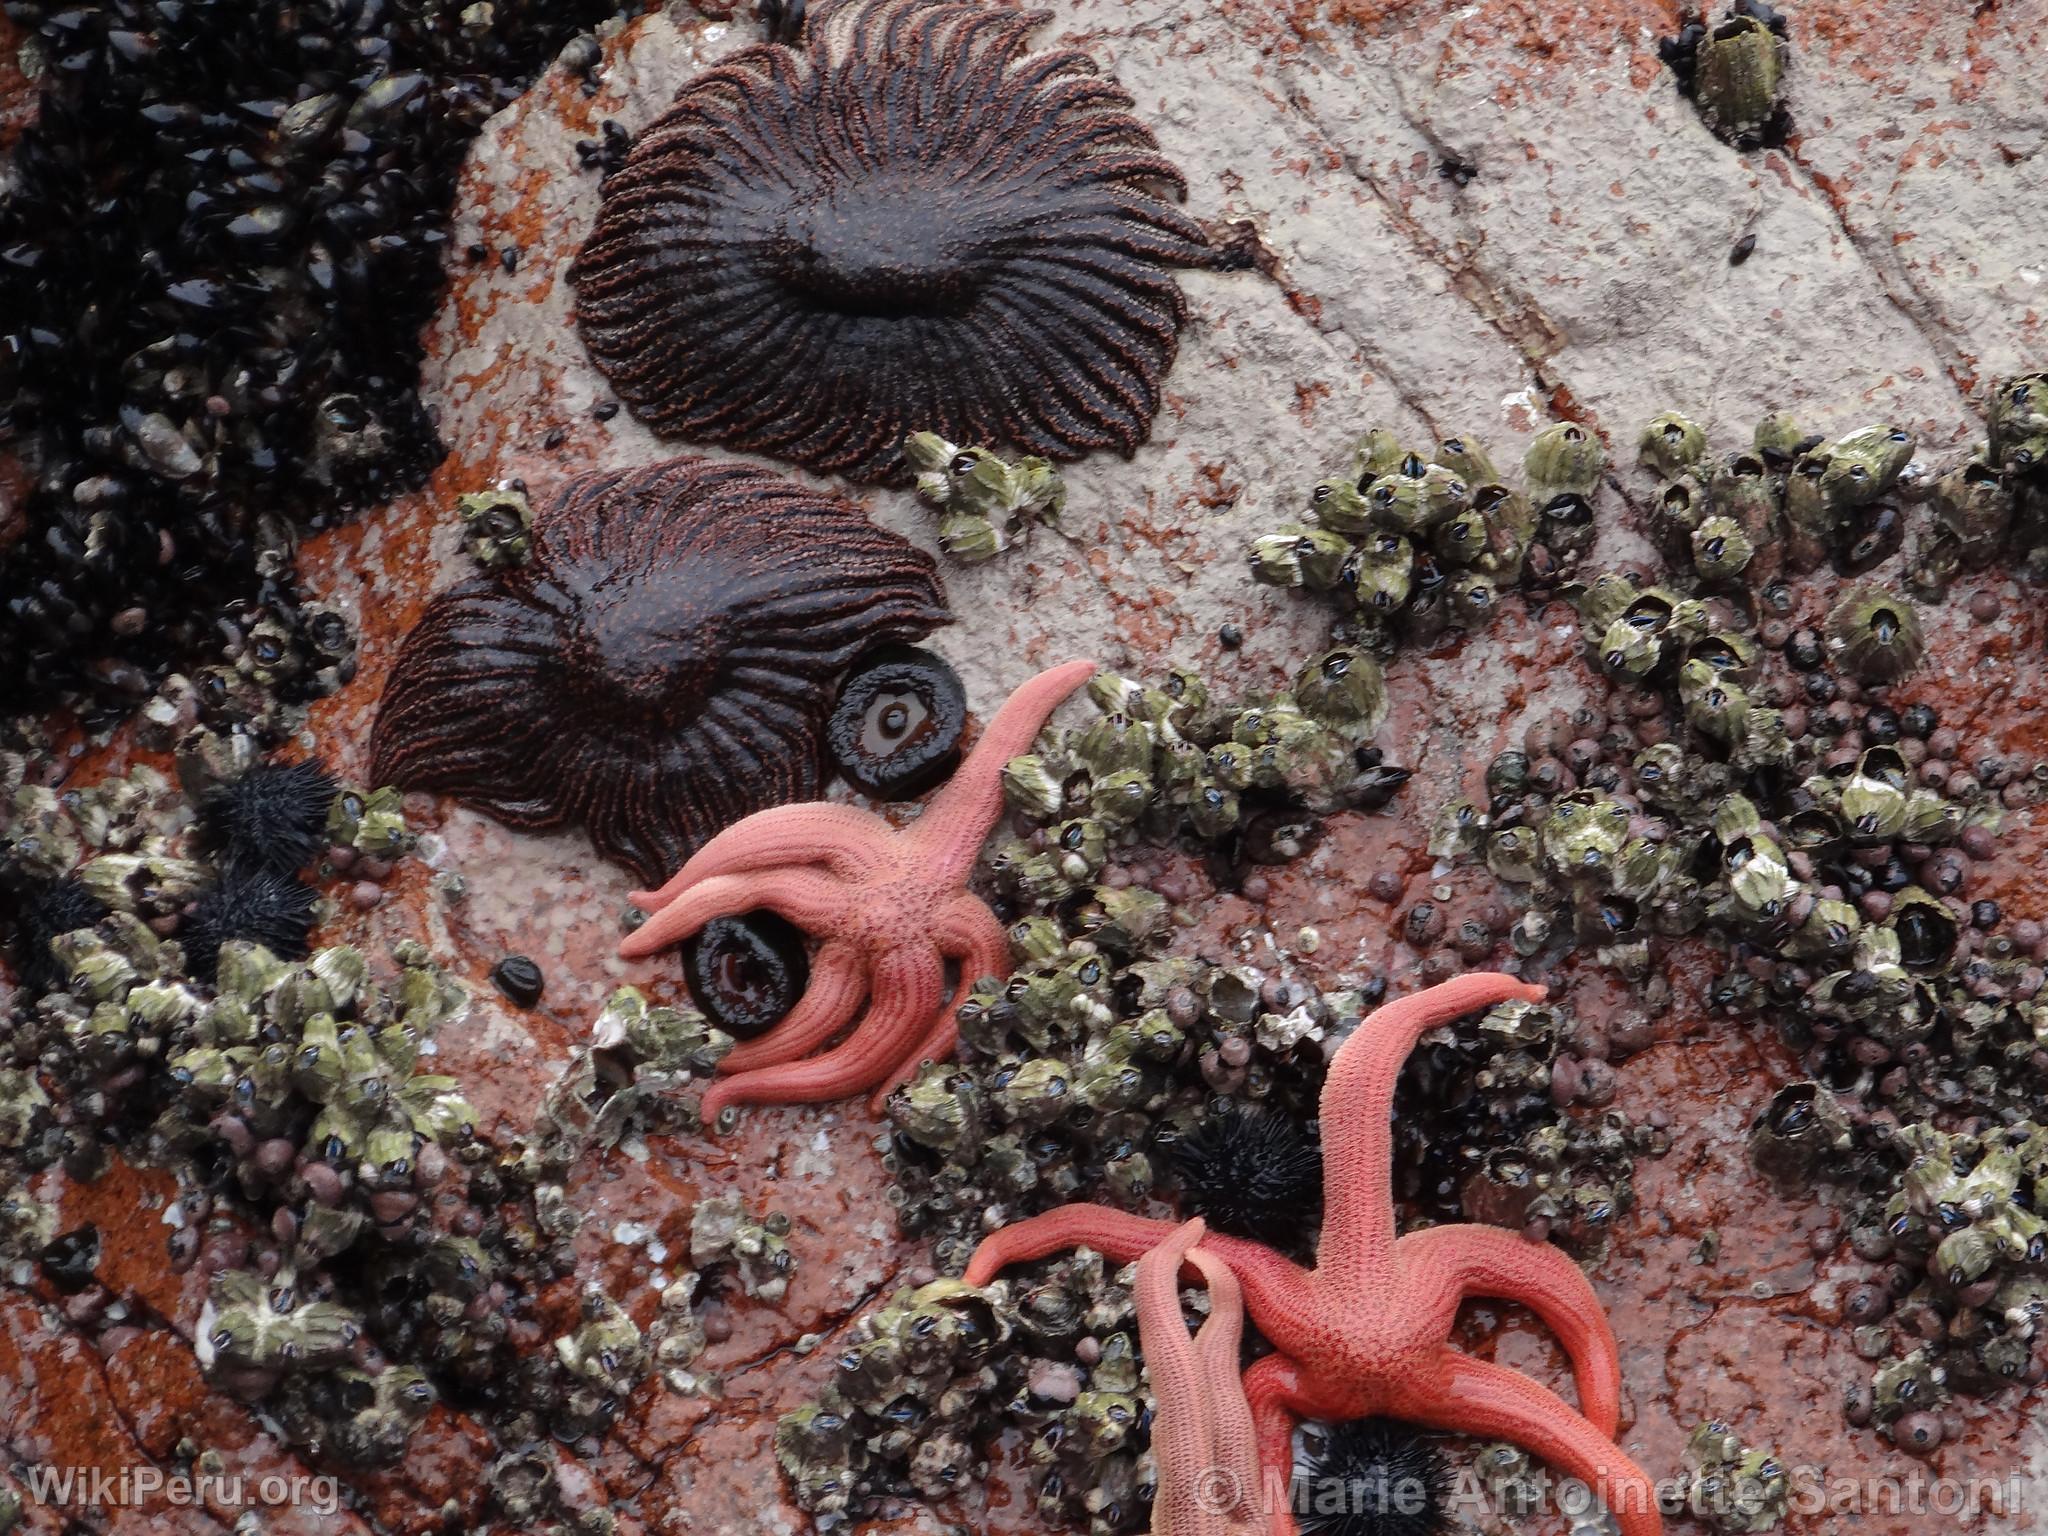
[1294,1419,1451,1536]
[683,912,811,1040]
[183,871,319,981]
[196,760,340,876]
[1169,1100,1322,1249]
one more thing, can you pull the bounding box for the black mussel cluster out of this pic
[0,0,638,719]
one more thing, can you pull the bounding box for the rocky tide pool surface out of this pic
[5,3,2048,1536]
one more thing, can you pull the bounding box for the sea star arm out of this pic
[907,659,1096,889]
[627,802,893,909]
[717,939,869,1075]
[1403,1349,1664,1536]
[962,1207,1314,1332]
[1396,1223,1622,1437]
[700,944,944,1124]
[1316,973,1549,1289]
[617,868,849,960]
[1139,1220,1263,1536]
[1241,1352,1314,1536]
[870,894,1013,1111]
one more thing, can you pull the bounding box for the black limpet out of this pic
[197,760,340,876]
[1168,1100,1322,1249]
[827,646,967,800]
[683,912,811,1041]
[491,955,546,1008]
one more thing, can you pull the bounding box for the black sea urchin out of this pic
[368,458,949,884]
[1294,1419,1450,1536]
[3,875,110,995]
[570,0,1210,485]
[182,870,320,982]
[1170,1100,1323,1249]
[197,761,341,877]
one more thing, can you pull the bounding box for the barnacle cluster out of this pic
[997,658,1408,887]
[777,1261,1153,1534]
[0,0,642,718]
[457,487,537,572]
[906,433,1069,563]
[1636,410,1918,586]
[1909,373,2048,592]
[1683,1420,1790,1534]
[1659,1,1792,151]
[1248,422,1601,648]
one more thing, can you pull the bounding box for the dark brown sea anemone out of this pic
[570,0,1208,485]
[368,458,948,882]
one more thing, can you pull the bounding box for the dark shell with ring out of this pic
[569,0,1210,484]
[828,646,968,799]
[684,912,812,1040]
[368,458,949,884]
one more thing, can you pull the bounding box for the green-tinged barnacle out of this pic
[1540,795,1631,884]
[1753,412,1808,465]
[1363,459,1470,533]
[1639,412,1708,479]
[1822,423,1916,506]
[1085,767,1153,827]
[1308,476,1374,534]
[938,511,1007,562]
[1435,433,1500,485]
[1072,713,1153,781]
[893,1067,986,1153]
[1471,482,1536,578]
[1349,427,1408,483]
[1691,13,1787,146]
[1007,916,1066,964]
[1064,1390,1144,1457]
[1431,505,1491,566]
[1988,374,2048,471]
[1871,1350,1947,1426]
[1685,1421,1790,1536]
[1691,515,1755,581]
[1292,647,1387,735]
[422,1235,492,1299]
[1248,526,1350,589]
[1430,798,1490,861]
[1485,825,1543,884]
[992,1057,1075,1126]
[75,852,208,915]
[1651,474,1709,562]
[293,1205,365,1267]
[1574,570,1642,632]
[555,1289,648,1396]
[1901,791,1963,845]
[1524,422,1604,501]
[324,786,414,859]
[1931,451,2013,566]
[1840,767,1909,847]
[1781,899,1861,962]
[6,786,83,878]
[456,488,534,570]
[1597,616,1664,681]
[1078,887,1169,954]
[1826,589,1925,682]
[49,930,138,1002]
[1048,820,1108,884]
[1783,447,1835,537]
[1349,530,1417,612]
[1186,780,1240,839]
[1687,629,1760,682]
[399,1076,477,1144]
[1888,888,1960,972]
[1723,835,1794,925]
[1075,1046,1150,1115]
[1680,658,1750,744]
[1001,754,1067,822]
[1447,571,1498,627]
[1933,1227,2000,1293]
